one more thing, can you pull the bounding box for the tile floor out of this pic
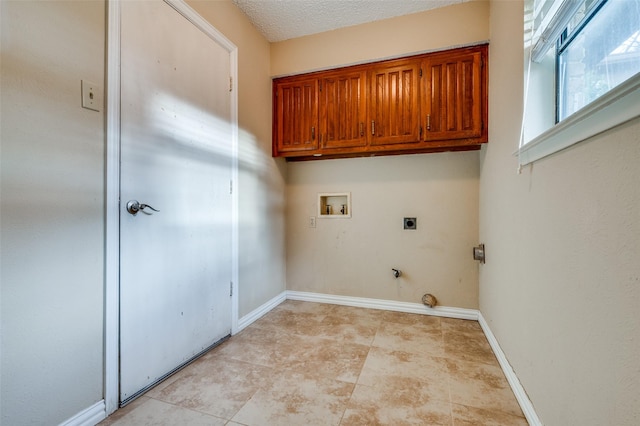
[100,300,527,425]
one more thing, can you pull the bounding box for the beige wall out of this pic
[0,1,105,424]
[271,0,489,76]
[188,0,286,317]
[481,1,640,425]
[287,153,480,308]
[280,2,489,309]
[1,1,282,424]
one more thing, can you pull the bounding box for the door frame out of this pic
[104,0,239,415]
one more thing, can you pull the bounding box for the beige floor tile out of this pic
[342,382,453,425]
[358,346,450,402]
[372,320,444,356]
[284,337,370,383]
[105,302,527,426]
[327,304,386,325]
[446,358,524,417]
[231,370,355,426]
[212,326,299,368]
[300,322,379,346]
[299,304,380,343]
[276,299,336,316]
[250,308,326,334]
[101,398,226,426]
[443,330,499,366]
[452,403,528,425]
[254,302,381,346]
[148,356,274,419]
[441,318,484,334]
[441,317,498,365]
[380,310,442,327]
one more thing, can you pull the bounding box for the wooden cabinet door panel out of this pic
[274,78,318,152]
[369,60,421,146]
[320,71,367,149]
[272,44,487,159]
[424,50,483,141]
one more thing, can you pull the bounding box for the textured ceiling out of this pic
[232,0,466,42]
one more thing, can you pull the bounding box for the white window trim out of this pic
[516,72,640,165]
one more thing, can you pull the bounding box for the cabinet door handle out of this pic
[426,114,431,131]
[371,120,375,135]
[360,122,364,137]
[311,126,315,140]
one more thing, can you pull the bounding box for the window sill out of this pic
[516,73,640,165]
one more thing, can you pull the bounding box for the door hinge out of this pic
[229,76,233,92]
[230,281,233,297]
[419,68,423,77]
[319,82,322,92]
[230,180,233,195]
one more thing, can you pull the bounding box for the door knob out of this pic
[126,200,159,216]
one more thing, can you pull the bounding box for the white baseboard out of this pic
[286,290,479,320]
[236,290,287,333]
[478,313,542,426]
[58,400,105,426]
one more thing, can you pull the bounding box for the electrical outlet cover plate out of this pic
[404,217,417,230]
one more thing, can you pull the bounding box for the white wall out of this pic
[0,1,105,424]
[275,1,489,308]
[481,1,640,424]
[188,0,287,317]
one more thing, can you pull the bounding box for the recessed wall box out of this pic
[318,192,351,218]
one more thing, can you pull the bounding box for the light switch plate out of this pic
[81,80,102,112]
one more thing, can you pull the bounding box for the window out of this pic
[558,0,640,120]
[519,0,640,165]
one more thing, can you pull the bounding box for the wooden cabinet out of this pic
[319,70,367,149]
[272,44,488,160]
[423,48,485,143]
[273,77,318,154]
[368,59,421,147]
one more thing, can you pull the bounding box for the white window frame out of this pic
[518,0,640,165]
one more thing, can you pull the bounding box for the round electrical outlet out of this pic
[404,217,417,230]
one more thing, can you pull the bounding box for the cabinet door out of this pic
[368,60,421,146]
[320,71,367,149]
[273,78,319,153]
[423,49,484,142]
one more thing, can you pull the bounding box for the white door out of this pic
[119,0,233,403]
